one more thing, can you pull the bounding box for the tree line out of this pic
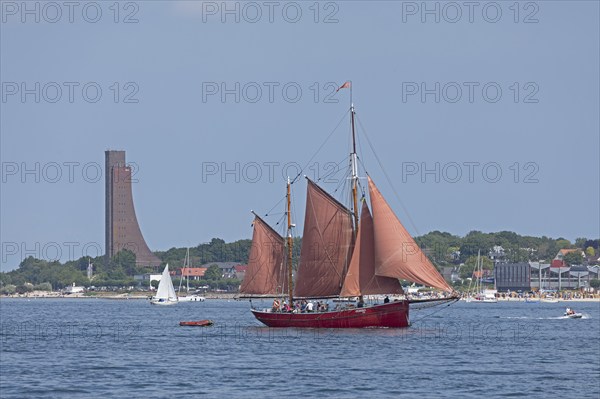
[1,232,597,294]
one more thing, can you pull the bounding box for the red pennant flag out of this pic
[336,81,351,92]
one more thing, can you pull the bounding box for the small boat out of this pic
[564,308,582,319]
[564,312,583,319]
[178,294,206,302]
[150,264,178,306]
[465,251,497,303]
[179,320,214,327]
[541,298,559,303]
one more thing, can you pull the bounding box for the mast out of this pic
[186,248,190,292]
[475,250,481,295]
[539,262,542,296]
[350,103,361,303]
[286,177,294,305]
[350,104,359,233]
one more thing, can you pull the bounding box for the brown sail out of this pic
[340,200,403,297]
[294,179,354,298]
[368,176,452,292]
[239,215,287,295]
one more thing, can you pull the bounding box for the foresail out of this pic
[294,179,354,298]
[156,264,172,299]
[166,266,178,301]
[239,215,287,295]
[340,201,403,297]
[368,177,452,292]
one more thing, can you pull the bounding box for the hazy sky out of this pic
[1,1,599,270]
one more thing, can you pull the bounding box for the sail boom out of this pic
[289,295,341,300]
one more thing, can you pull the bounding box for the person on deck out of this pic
[306,301,314,312]
[384,296,390,303]
[357,298,365,308]
[272,299,280,312]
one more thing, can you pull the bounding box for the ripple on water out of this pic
[0,298,598,398]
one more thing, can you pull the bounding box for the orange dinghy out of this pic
[179,320,213,327]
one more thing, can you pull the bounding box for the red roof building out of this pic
[234,265,248,280]
[180,267,207,280]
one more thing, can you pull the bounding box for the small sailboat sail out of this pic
[151,264,178,305]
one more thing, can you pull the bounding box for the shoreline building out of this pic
[105,150,161,269]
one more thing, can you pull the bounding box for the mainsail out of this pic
[239,215,287,296]
[368,176,453,292]
[340,200,403,297]
[294,179,354,298]
[156,264,178,301]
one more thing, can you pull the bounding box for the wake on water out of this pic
[502,315,591,320]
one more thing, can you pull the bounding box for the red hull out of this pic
[179,319,213,327]
[251,300,409,328]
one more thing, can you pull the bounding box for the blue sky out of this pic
[1,1,599,270]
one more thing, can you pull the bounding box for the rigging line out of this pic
[263,194,287,219]
[319,156,352,201]
[355,156,368,198]
[409,298,460,323]
[355,115,422,236]
[273,212,287,231]
[291,108,351,184]
[355,136,367,199]
[315,155,350,184]
[335,169,351,203]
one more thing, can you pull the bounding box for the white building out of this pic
[63,283,85,294]
[134,273,162,289]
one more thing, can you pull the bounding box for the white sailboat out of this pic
[466,250,497,303]
[151,264,178,306]
[177,248,206,302]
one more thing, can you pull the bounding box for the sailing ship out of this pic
[240,90,457,328]
[150,264,178,305]
[466,250,498,303]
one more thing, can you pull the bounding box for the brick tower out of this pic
[105,150,161,268]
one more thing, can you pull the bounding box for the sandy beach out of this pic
[0,291,240,300]
[3,291,598,302]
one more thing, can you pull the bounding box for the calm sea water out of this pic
[0,298,598,398]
